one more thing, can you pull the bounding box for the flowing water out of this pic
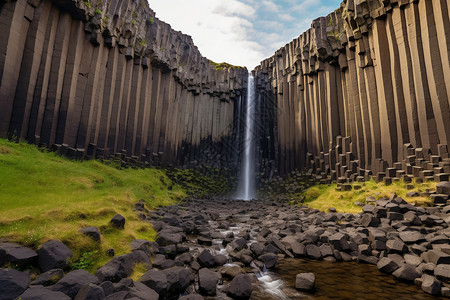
[236,74,256,200]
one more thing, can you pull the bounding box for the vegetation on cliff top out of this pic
[0,139,185,272]
[209,60,246,70]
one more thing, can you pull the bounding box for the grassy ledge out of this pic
[208,60,246,70]
[0,139,185,272]
[302,179,438,213]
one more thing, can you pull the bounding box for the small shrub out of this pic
[70,250,99,270]
[84,1,91,8]
[94,8,102,15]
[148,17,154,24]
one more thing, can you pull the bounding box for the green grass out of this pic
[0,139,185,272]
[302,179,437,213]
[208,60,246,70]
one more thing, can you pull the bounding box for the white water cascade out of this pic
[236,74,256,200]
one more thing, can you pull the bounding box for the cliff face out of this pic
[254,0,450,182]
[0,0,247,169]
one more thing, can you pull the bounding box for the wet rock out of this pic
[37,240,73,272]
[79,227,101,242]
[31,268,64,286]
[198,236,213,246]
[305,244,322,260]
[221,265,242,279]
[0,242,38,268]
[377,257,400,274]
[139,269,167,295]
[162,267,194,296]
[227,274,252,299]
[421,274,441,295]
[240,255,253,266]
[295,273,316,291]
[0,268,30,300]
[214,254,228,266]
[197,250,215,268]
[49,269,98,298]
[198,268,219,296]
[74,283,105,300]
[19,285,71,300]
[259,253,278,268]
[392,265,421,282]
[110,214,125,229]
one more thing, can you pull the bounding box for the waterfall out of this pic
[236,74,256,200]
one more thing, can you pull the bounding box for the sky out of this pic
[148,0,342,70]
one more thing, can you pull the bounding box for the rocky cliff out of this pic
[0,0,248,169]
[254,0,450,183]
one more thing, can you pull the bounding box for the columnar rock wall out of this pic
[0,0,247,169]
[254,0,450,183]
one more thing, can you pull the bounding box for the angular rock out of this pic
[259,253,278,268]
[399,231,425,244]
[110,214,125,229]
[295,273,316,291]
[162,267,194,296]
[214,254,227,266]
[19,285,71,300]
[249,242,264,257]
[197,250,215,268]
[386,239,408,254]
[179,295,204,300]
[361,214,380,227]
[139,269,167,295]
[156,231,183,246]
[227,274,252,299]
[74,283,105,300]
[95,251,150,282]
[0,268,30,300]
[437,181,450,195]
[198,268,219,296]
[377,257,400,274]
[435,264,450,283]
[49,269,98,298]
[0,242,38,268]
[421,274,441,295]
[37,240,73,272]
[305,244,322,260]
[423,250,450,265]
[79,227,101,242]
[392,265,421,282]
[291,242,305,257]
[31,269,64,286]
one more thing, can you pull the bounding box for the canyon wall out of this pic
[255,0,450,184]
[0,0,248,169]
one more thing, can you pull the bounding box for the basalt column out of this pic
[255,0,450,183]
[0,0,248,170]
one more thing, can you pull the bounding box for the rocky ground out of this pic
[1,182,450,300]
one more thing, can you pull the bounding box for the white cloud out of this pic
[261,0,279,12]
[149,0,263,69]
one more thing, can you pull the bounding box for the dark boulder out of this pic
[392,265,421,282]
[74,283,105,300]
[295,273,315,291]
[139,269,167,295]
[305,244,322,260]
[49,269,98,298]
[259,253,278,268]
[162,267,194,296]
[227,274,252,299]
[95,251,150,282]
[435,264,450,283]
[19,285,71,300]
[421,274,441,295]
[0,242,38,268]
[0,268,30,300]
[377,257,400,274]
[214,254,228,266]
[37,240,73,272]
[197,250,215,268]
[437,181,450,195]
[31,269,64,286]
[198,268,219,296]
[110,214,125,229]
[79,227,101,242]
